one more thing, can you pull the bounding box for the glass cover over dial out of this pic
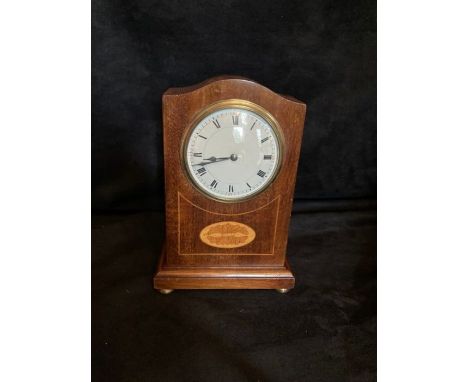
[184,105,282,201]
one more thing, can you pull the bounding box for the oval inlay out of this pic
[199,221,256,249]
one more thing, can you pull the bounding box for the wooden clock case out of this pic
[154,76,306,292]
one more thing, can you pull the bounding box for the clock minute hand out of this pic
[192,157,231,167]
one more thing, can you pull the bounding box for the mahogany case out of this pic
[154,76,306,291]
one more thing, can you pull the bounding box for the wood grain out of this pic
[154,76,306,290]
[199,221,256,249]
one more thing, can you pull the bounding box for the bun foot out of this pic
[276,288,290,294]
[158,289,174,295]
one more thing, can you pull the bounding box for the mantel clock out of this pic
[154,76,306,293]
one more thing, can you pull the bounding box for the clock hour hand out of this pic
[192,157,230,167]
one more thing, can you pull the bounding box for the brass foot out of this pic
[159,289,174,295]
[276,288,290,294]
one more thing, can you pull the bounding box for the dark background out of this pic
[92,0,376,381]
[92,0,376,211]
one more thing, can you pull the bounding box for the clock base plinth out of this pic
[153,247,295,291]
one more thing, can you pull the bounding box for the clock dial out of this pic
[184,106,282,201]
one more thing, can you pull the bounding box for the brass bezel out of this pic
[181,99,285,203]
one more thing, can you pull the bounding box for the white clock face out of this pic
[184,106,282,201]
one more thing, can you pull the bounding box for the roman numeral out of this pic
[210,180,218,188]
[246,182,252,189]
[257,170,266,178]
[193,152,202,157]
[229,185,234,192]
[264,155,272,160]
[199,135,207,139]
[212,119,221,129]
[232,115,239,126]
[261,137,270,144]
[250,121,256,130]
[197,167,207,176]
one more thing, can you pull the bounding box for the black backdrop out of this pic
[92,1,376,381]
[92,0,376,211]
